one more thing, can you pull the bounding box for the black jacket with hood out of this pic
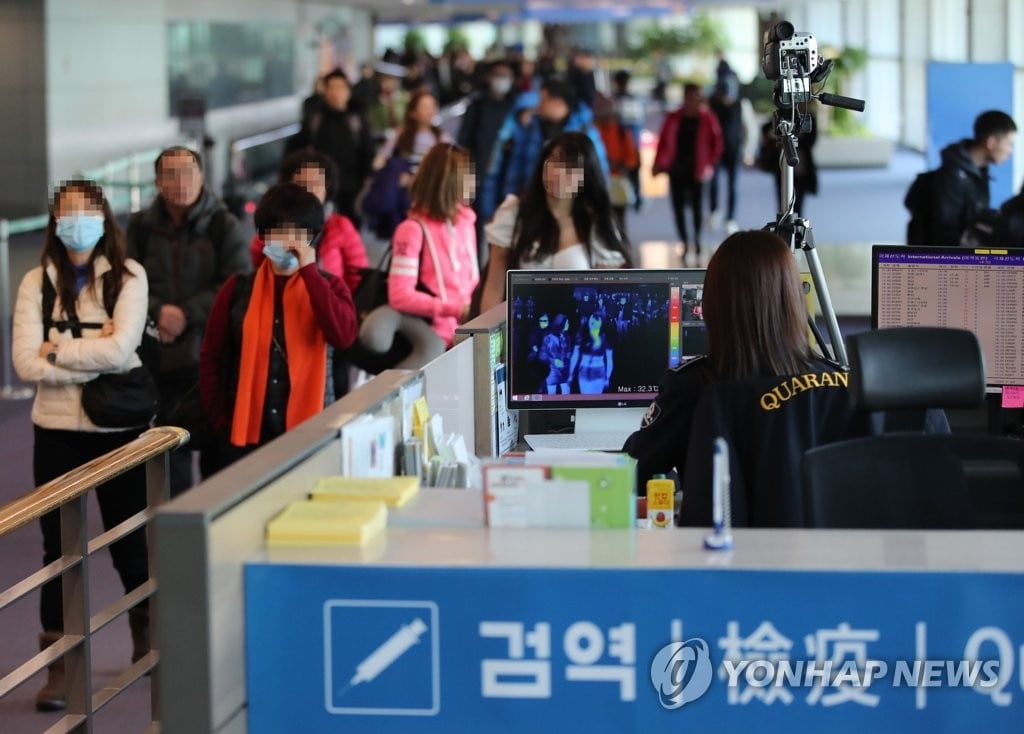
[930,139,991,246]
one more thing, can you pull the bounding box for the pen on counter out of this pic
[703,437,733,551]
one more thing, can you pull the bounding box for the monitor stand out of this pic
[524,407,645,451]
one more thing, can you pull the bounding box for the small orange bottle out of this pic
[646,475,675,529]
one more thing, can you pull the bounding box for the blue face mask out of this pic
[263,241,298,271]
[56,215,105,252]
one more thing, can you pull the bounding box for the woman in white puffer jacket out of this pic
[11,179,151,712]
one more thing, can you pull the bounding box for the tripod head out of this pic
[762,21,865,220]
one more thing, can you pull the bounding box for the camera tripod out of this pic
[764,73,864,368]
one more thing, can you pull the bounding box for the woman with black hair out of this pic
[479,132,632,313]
[12,179,151,710]
[199,183,358,473]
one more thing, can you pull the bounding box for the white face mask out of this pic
[262,241,298,270]
[490,77,513,97]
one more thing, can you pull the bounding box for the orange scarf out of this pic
[231,261,327,446]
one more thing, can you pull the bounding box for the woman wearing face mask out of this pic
[199,183,358,473]
[249,150,369,397]
[570,310,615,394]
[458,60,518,260]
[12,179,151,711]
[479,132,633,313]
[359,142,479,365]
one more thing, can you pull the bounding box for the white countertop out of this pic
[256,490,1024,573]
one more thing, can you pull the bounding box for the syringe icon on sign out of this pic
[338,618,428,696]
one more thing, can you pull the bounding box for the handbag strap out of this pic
[373,241,394,272]
[41,272,103,340]
[412,217,448,302]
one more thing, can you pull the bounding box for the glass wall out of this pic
[167,21,296,113]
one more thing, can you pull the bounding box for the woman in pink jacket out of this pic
[359,143,479,367]
[653,83,724,262]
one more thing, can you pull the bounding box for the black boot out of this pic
[35,632,65,712]
[128,607,150,664]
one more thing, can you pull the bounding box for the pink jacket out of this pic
[250,213,369,293]
[388,205,479,345]
[653,106,724,182]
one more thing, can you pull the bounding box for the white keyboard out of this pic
[524,432,630,451]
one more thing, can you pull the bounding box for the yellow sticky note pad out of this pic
[266,500,386,547]
[411,397,430,441]
[312,476,420,508]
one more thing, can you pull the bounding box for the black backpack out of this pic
[904,168,941,246]
[42,270,161,375]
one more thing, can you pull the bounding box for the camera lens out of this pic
[773,21,795,40]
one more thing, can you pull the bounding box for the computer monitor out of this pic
[871,244,1024,389]
[506,268,707,446]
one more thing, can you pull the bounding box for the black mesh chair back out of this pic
[802,327,1024,529]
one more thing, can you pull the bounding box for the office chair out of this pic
[802,327,1024,529]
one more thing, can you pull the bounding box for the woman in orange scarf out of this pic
[199,183,358,474]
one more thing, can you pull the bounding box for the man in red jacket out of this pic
[653,83,724,262]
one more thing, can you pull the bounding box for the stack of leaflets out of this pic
[265,500,387,547]
[483,452,637,528]
[311,476,420,509]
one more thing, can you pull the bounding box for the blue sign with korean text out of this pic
[245,565,1024,733]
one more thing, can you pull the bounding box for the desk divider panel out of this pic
[421,337,476,453]
[455,302,508,458]
[154,370,421,734]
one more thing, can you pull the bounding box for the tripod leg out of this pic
[801,239,848,367]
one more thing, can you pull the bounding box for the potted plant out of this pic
[815,46,893,167]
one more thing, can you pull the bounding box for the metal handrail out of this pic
[0,426,189,538]
[0,425,189,730]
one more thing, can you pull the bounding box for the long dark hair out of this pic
[509,132,631,268]
[43,179,131,317]
[702,230,812,380]
[395,91,442,158]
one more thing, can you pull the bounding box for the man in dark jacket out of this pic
[127,146,250,494]
[1001,181,1024,247]
[289,69,376,226]
[566,49,598,109]
[709,78,743,233]
[920,110,1016,246]
[459,60,517,259]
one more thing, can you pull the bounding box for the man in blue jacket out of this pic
[489,78,609,212]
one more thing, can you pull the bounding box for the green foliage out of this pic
[820,46,867,136]
[745,75,776,115]
[444,28,470,55]
[827,114,871,137]
[404,29,426,55]
[827,46,868,80]
[630,12,728,58]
